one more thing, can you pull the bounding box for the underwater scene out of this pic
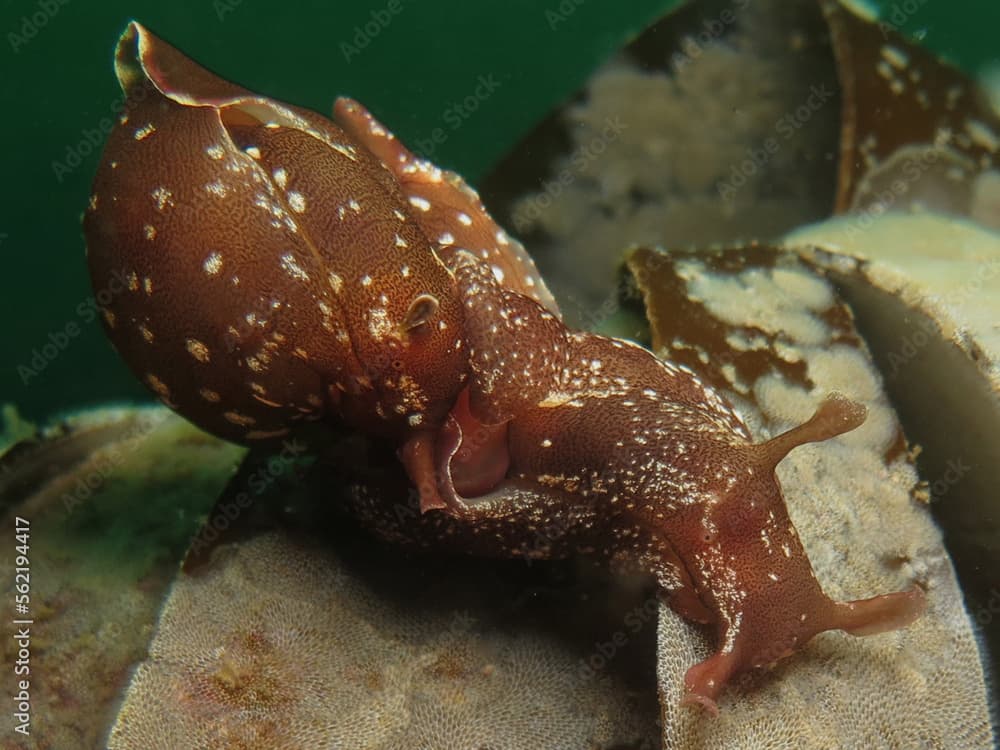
[2,0,999,747]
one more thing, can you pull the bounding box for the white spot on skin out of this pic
[328,272,344,293]
[203,252,223,276]
[145,373,169,397]
[409,196,431,212]
[288,191,307,212]
[139,323,154,343]
[408,413,424,426]
[456,211,472,226]
[151,187,174,211]
[279,253,310,282]
[224,411,256,426]
[200,388,221,402]
[273,168,288,188]
[881,45,910,70]
[395,234,408,248]
[186,338,210,363]
[206,145,225,160]
[134,123,155,140]
[144,224,156,240]
[245,146,262,159]
[205,180,228,198]
[401,265,411,278]
[541,438,552,447]
[361,275,373,287]
[439,232,455,245]
[143,277,153,295]
[368,308,394,340]
[246,428,291,440]
[966,119,999,153]
[491,265,505,283]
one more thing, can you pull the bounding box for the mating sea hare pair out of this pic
[83,22,925,712]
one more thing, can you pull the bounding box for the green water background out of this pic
[1,0,997,424]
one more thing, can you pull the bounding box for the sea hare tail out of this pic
[832,585,927,636]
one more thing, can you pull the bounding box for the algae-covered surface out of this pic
[0,410,242,748]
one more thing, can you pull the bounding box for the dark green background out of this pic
[1,0,997,423]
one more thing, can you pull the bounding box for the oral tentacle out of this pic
[440,388,511,500]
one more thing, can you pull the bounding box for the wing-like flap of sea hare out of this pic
[118,23,379,166]
[450,251,571,425]
[116,21,252,104]
[624,243,993,747]
[822,1,1000,225]
[333,98,562,317]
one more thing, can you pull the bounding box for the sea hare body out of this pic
[84,21,925,711]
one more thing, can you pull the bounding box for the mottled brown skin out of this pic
[85,23,470,451]
[85,22,926,714]
[437,257,926,711]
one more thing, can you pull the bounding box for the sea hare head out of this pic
[669,395,926,712]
